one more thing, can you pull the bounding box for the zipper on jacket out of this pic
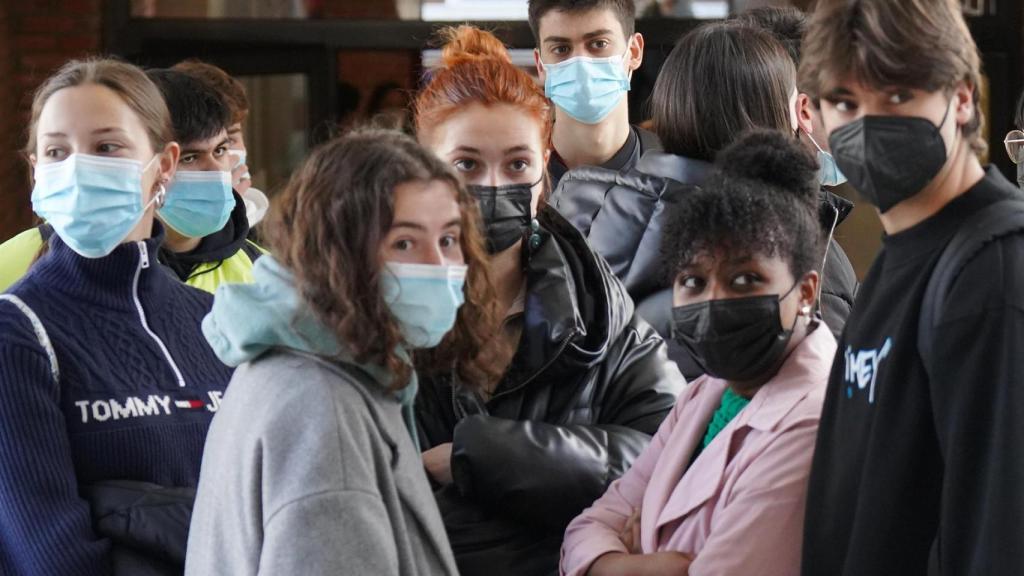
[135,242,187,387]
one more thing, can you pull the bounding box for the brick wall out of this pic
[0,0,102,243]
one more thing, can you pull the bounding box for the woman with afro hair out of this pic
[560,129,836,576]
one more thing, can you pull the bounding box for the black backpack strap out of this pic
[918,199,1024,372]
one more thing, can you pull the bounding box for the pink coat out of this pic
[560,325,837,576]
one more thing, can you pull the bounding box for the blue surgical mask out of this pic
[230,149,246,170]
[32,153,162,258]
[541,45,632,125]
[380,262,467,349]
[159,170,235,238]
[804,131,847,187]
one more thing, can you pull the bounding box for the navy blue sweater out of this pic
[0,226,233,575]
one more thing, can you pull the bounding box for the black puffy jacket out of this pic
[416,207,685,576]
[550,151,858,378]
[83,480,195,575]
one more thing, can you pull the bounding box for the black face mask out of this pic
[829,103,952,214]
[670,284,800,382]
[467,180,538,254]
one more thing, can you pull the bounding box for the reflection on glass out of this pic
[337,50,418,134]
[421,0,527,20]
[131,0,757,20]
[131,0,420,19]
[422,48,536,74]
[132,0,307,18]
[639,1,729,18]
[238,74,308,198]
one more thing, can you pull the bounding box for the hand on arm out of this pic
[618,508,642,555]
[588,509,691,576]
[423,442,453,486]
[588,551,693,576]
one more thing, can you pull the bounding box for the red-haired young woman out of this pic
[412,25,685,576]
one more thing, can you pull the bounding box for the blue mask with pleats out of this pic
[32,153,161,258]
[159,170,235,238]
[805,131,848,187]
[541,45,632,125]
[380,262,467,349]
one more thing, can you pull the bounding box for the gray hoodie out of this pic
[185,257,458,576]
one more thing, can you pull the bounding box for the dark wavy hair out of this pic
[662,129,822,282]
[651,21,796,162]
[265,128,504,390]
[146,69,231,145]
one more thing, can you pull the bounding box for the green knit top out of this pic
[701,387,751,450]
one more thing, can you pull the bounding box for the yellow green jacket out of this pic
[0,209,265,294]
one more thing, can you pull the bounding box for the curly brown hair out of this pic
[265,129,504,391]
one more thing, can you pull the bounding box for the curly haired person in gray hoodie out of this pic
[185,129,504,576]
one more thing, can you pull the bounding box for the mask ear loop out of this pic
[528,172,547,253]
[141,153,167,210]
[622,39,635,82]
[805,129,827,155]
[936,95,955,131]
[814,202,841,323]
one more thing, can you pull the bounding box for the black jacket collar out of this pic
[494,207,633,396]
[819,187,854,230]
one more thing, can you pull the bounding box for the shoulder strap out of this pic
[0,295,59,383]
[918,199,1024,371]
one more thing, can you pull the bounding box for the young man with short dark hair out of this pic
[145,69,264,290]
[528,0,657,185]
[172,59,270,226]
[800,1,1024,574]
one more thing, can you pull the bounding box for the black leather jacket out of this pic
[551,151,858,378]
[416,208,685,576]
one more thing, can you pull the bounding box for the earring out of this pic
[153,183,167,208]
[799,304,812,316]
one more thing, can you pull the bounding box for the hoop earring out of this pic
[153,183,167,209]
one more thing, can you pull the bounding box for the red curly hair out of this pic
[414,25,553,147]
